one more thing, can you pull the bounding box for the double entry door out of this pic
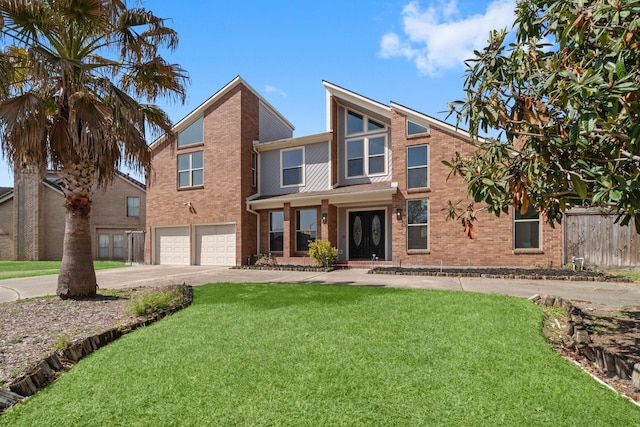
[348,210,385,260]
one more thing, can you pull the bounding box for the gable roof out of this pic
[150,76,294,150]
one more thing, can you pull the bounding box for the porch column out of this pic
[320,199,338,248]
[283,203,292,258]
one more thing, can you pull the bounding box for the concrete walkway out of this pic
[1,265,639,309]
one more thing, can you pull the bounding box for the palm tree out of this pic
[0,0,188,298]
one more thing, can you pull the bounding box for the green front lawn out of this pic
[0,261,128,280]
[2,283,639,426]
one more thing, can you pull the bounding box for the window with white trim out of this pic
[269,211,284,252]
[345,110,387,178]
[281,147,304,187]
[251,151,257,187]
[178,116,203,147]
[406,119,429,136]
[407,199,428,250]
[296,209,317,252]
[127,197,140,217]
[407,145,428,189]
[514,206,541,249]
[178,151,203,188]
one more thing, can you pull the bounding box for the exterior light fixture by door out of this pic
[396,208,402,220]
[322,212,328,224]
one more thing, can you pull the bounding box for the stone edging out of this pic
[369,268,631,282]
[530,294,640,392]
[0,285,194,412]
[233,265,336,272]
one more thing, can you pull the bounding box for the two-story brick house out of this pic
[146,76,563,268]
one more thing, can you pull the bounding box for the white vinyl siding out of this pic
[259,103,293,142]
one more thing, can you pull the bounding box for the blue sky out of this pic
[0,0,517,187]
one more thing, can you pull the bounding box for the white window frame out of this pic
[407,199,429,251]
[295,209,317,252]
[178,116,204,147]
[251,151,257,187]
[345,109,387,179]
[178,151,204,189]
[281,147,305,188]
[406,119,429,137]
[126,196,140,217]
[269,211,284,253]
[513,207,542,250]
[407,144,429,189]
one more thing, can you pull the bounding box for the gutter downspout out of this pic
[246,145,261,264]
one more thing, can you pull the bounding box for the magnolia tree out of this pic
[0,1,188,298]
[446,0,640,236]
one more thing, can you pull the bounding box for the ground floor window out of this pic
[113,234,124,259]
[407,199,428,250]
[514,206,540,249]
[98,234,110,259]
[296,209,317,252]
[270,211,284,252]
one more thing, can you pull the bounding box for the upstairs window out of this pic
[407,119,429,136]
[281,147,304,187]
[127,197,140,217]
[345,110,387,178]
[407,145,428,189]
[514,206,541,249]
[178,116,203,147]
[178,151,204,188]
[251,152,257,187]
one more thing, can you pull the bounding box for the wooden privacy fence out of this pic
[564,210,640,268]
[126,231,145,264]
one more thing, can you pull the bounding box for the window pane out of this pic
[98,234,109,259]
[283,149,302,168]
[270,232,283,252]
[191,152,203,169]
[408,225,428,250]
[407,120,428,135]
[407,145,428,168]
[368,119,385,131]
[192,169,203,186]
[178,171,190,187]
[127,197,140,217]
[113,235,123,259]
[407,199,428,224]
[178,116,203,147]
[348,159,363,176]
[369,156,385,174]
[347,111,364,134]
[515,205,538,220]
[347,140,363,158]
[408,168,428,188]
[297,209,316,231]
[270,211,284,232]
[515,222,540,249]
[283,167,301,186]
[178,154,190,171]
[369,137,385,156]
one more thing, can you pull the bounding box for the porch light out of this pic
[322,212,328,224]
[396,208,402,220]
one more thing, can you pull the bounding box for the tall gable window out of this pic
[178,116,203,147]
[345,110,387,178]
[178,152,203,188]
[407,145,428,189]
[407,199,429,250]
[407,119,429,136]
[514,206,541,249]
[281,147,304,187]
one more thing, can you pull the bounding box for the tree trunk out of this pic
[56,163,97,299]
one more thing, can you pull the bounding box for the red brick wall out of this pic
[390,110,563,268]
[145,83,259,264]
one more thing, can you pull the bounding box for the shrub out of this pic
[308,240,338,267]
[126,286,184,316]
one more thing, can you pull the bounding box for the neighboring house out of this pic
[146,76,564,268]
[0,168,146,262]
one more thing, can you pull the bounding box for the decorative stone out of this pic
[44,353,63,371]
[573,329,591,348]
[9,375,37,397]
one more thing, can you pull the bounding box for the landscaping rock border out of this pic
[1,285,193,412]
[531,293,640,392]
[234,265,336,272]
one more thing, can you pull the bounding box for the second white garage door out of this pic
[195,224,236,266]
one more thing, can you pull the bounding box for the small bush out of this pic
[254,253,278,266]
[126,286,184,316]
[308,240,338,267]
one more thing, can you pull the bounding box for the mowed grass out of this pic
[0,260,128,280]
[2,283,639,426]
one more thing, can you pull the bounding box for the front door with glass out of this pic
[348,210,385,259]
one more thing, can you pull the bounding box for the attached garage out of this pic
[155,227,190,265]
[195,224,236,266]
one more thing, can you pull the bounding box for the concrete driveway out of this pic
[1,265,639,309]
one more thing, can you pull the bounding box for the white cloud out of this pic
[379,0,516,76]
[264,85,287,98]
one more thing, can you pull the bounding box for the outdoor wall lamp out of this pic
[322,212,328,224]
[396,208,402,220]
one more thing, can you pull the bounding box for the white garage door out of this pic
[155,227,190,265]
[196,224,236,266]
